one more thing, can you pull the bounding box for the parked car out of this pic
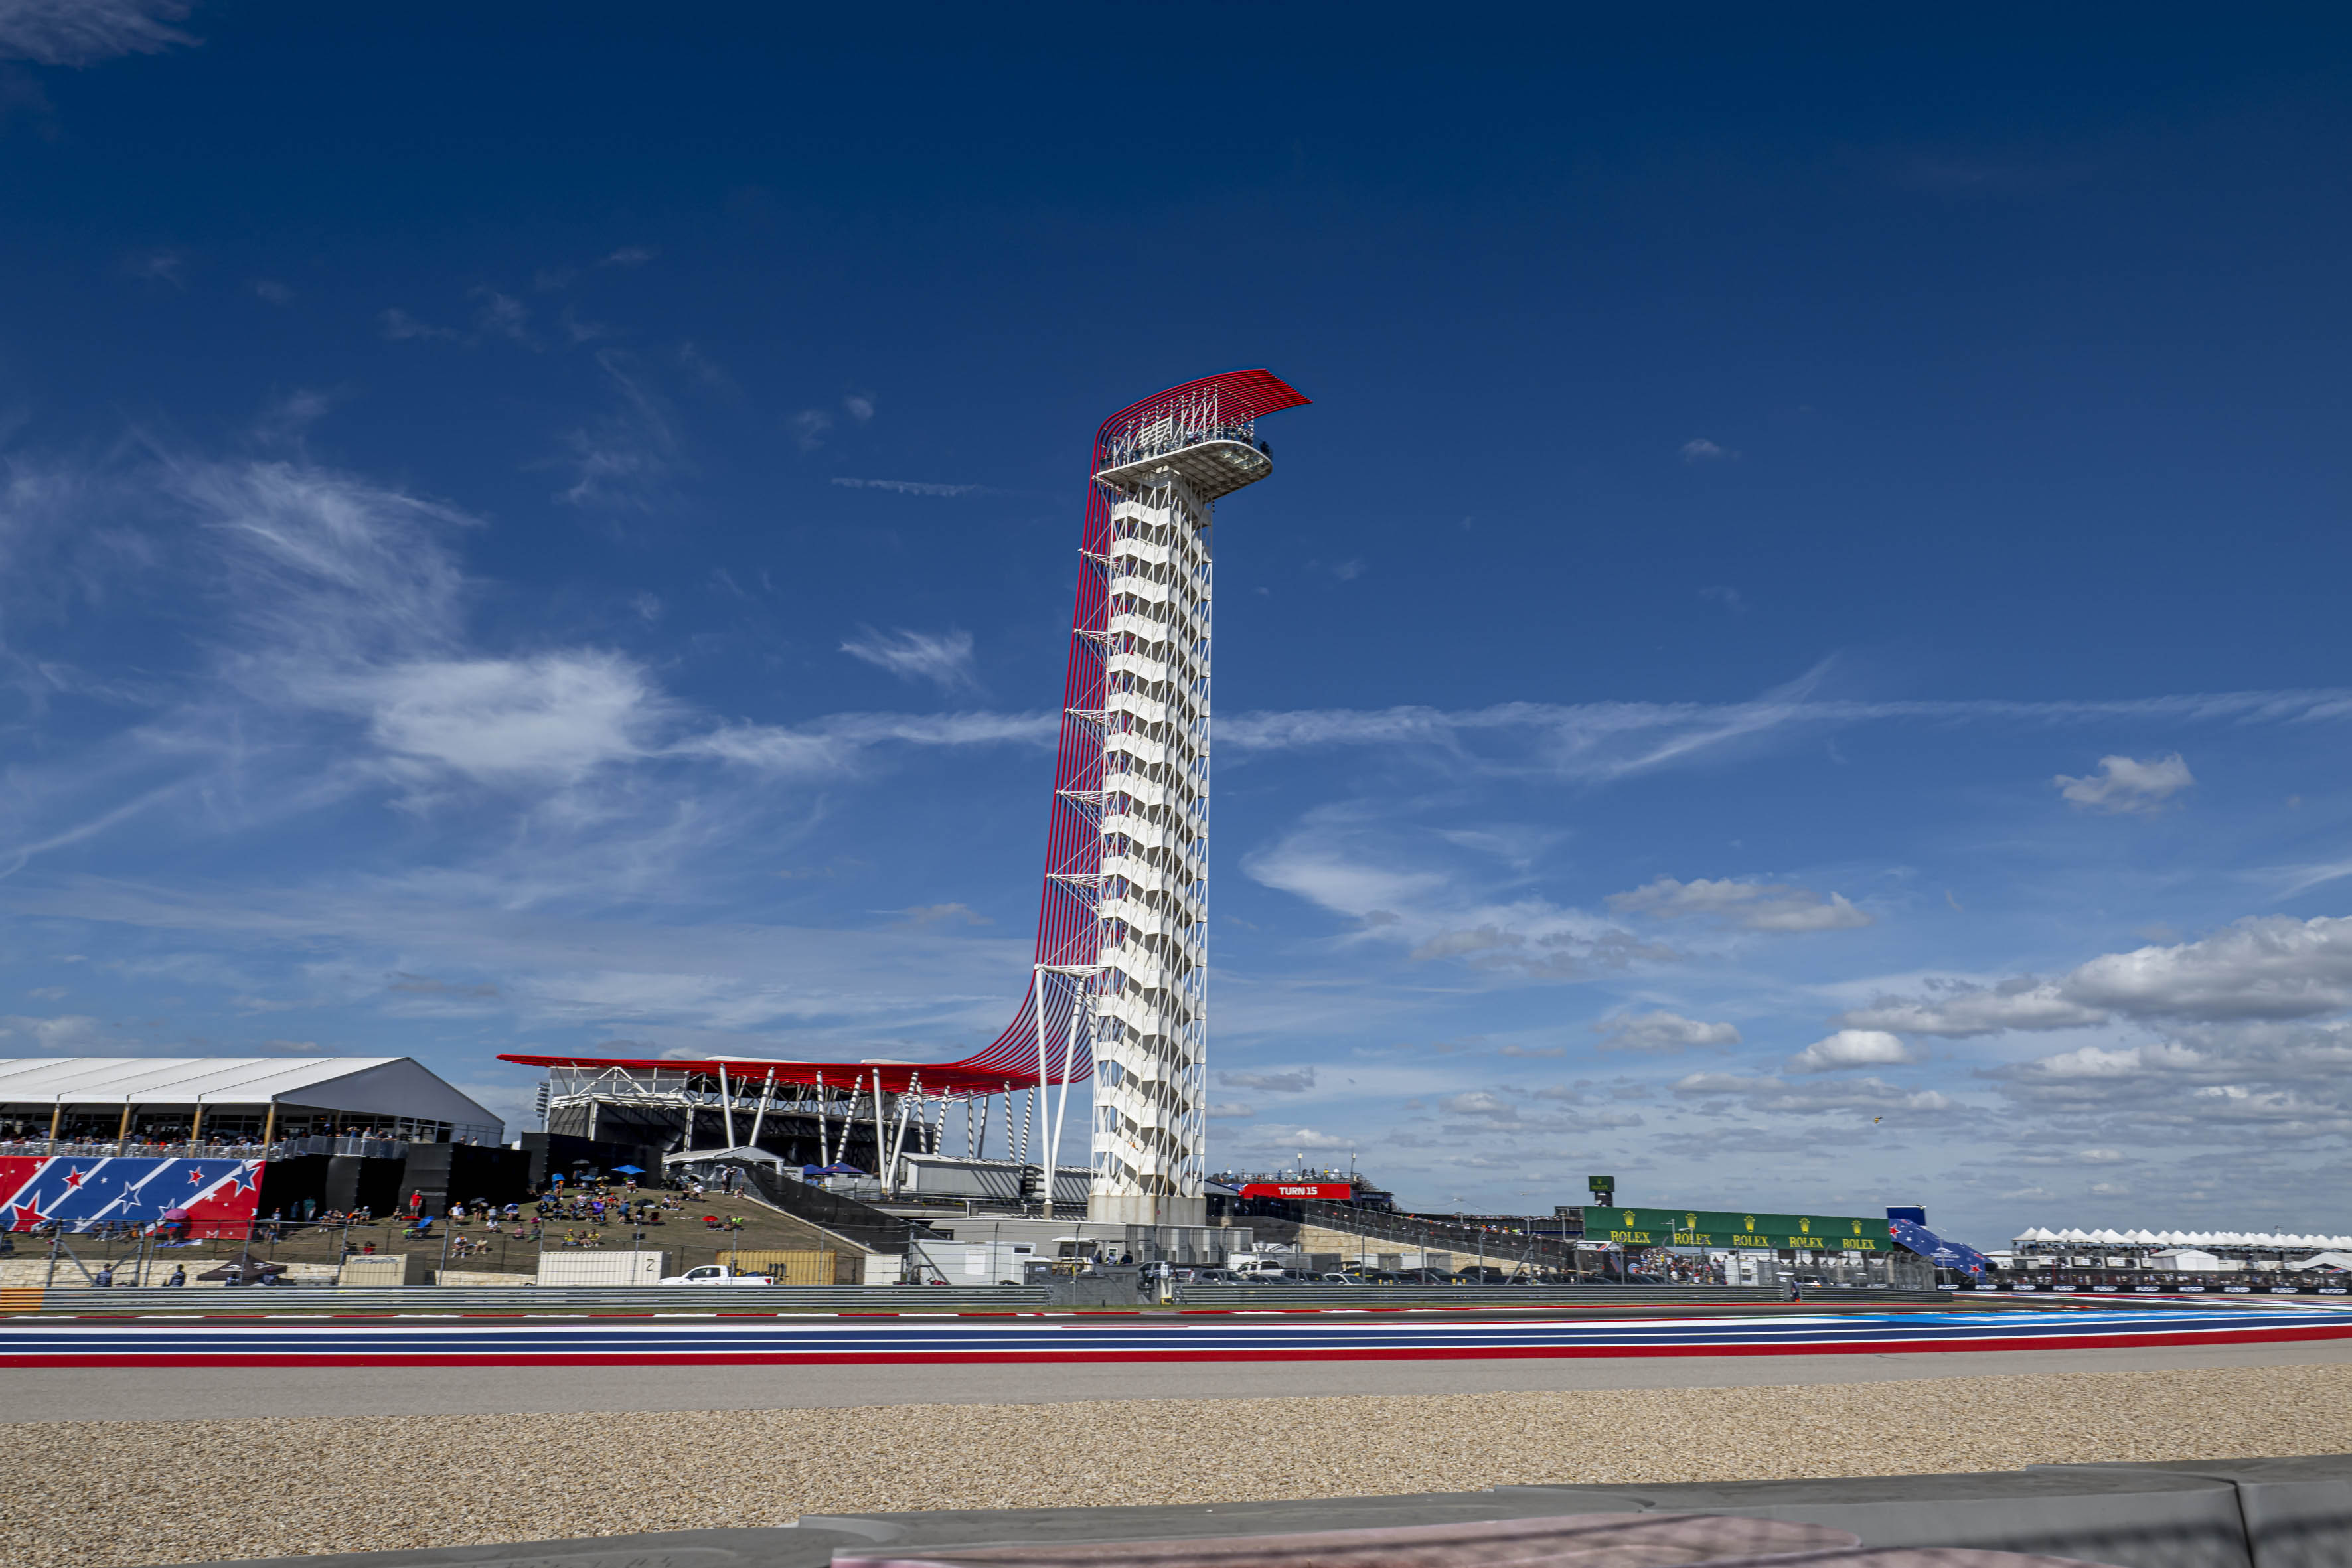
[659,1265,775,1287]
[1449,1266,1514,1284]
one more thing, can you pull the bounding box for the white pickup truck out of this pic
[658,1264,776,1287]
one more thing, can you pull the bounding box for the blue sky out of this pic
[4,5,2351,1247]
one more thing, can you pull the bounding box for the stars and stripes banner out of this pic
[0,1156,265,1238]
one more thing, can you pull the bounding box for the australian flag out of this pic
[0,1156,265,1238]
[1890,1215,1992,1277]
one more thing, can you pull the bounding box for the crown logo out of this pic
[1745,1216,1756,1231]
[1621,1210,1635,1226]
[1685,1213,1697,1230]
[1851,1220,1863,1235]
[1799,1217,1812,1233]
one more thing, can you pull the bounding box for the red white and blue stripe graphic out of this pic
[0,1156,264,1237]
[5,1306,2347,1368]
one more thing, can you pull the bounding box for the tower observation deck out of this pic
[499,371,1309,1227]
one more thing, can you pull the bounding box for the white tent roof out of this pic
[2014,1223,2352,1251]
[0,1056,499,1130]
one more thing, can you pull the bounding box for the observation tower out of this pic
[1074,370,1310,1223]
[499,370,1309,1230]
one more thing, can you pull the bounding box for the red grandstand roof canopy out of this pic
[497,1053,1059,1096]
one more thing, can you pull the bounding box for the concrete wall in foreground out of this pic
[156,1454,2352,1568]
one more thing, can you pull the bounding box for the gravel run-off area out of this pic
[8,1362,2351,1568]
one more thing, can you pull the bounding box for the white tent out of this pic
[2149,1248,2223,1272]
[2290,1252,2352,1273]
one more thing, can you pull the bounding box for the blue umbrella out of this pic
[612,1164,645,1174]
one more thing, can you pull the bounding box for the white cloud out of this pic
[1836,979,2105,1037]
[1672,1070,1954,1115]
[843,395,876,422]
[2056,753,2194,814]
[1218,1068,1315,1093]
[1680,437,1733,463]
[899,903,990,927]
[123,249,186,286]
[0,0,192,66]
[317,653,663,787]
[2064,916,2352,1021]
[1437,1089,1522,1122]
[1593,1010,1741,1052]
[1229,1126,1357,1151]
[1670,1071,1782,1097]
[1608,876,1873,933]
[1784,1028,1924,1073]
[2021,1042,2204,1080]
[470,289,532,346]
[1982,1032,2352,1142]
[676,710,1054,775]
[601,246,657,267]
[831,477,982,497]
[1842,915,2352,1037]
[0,1014,123,1050]
[1206,1102,1256,1119]
[840,627,979,692]
[379,308,459,343]
[1245,811,1672,982]
[789,410,833,450]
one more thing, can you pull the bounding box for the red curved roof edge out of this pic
[1096,368,1310,442]
[497,1053,1056,1097]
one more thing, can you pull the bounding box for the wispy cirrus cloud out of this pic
[830,477,987,497]
[673,710,1053,775]
[552,351,680,510]
[1217,674,2352,783]
[840,625,979,692]
[0,0,193,66]
[1609,876,1873,933]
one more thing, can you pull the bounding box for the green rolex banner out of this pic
[1596,1207,1896,1251]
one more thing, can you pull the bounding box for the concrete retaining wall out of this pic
[145,1454,2352,1568]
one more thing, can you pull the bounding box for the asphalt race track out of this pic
[4,1304,2349,1368]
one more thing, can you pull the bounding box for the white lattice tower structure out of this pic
[1081,372,1308,1226]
